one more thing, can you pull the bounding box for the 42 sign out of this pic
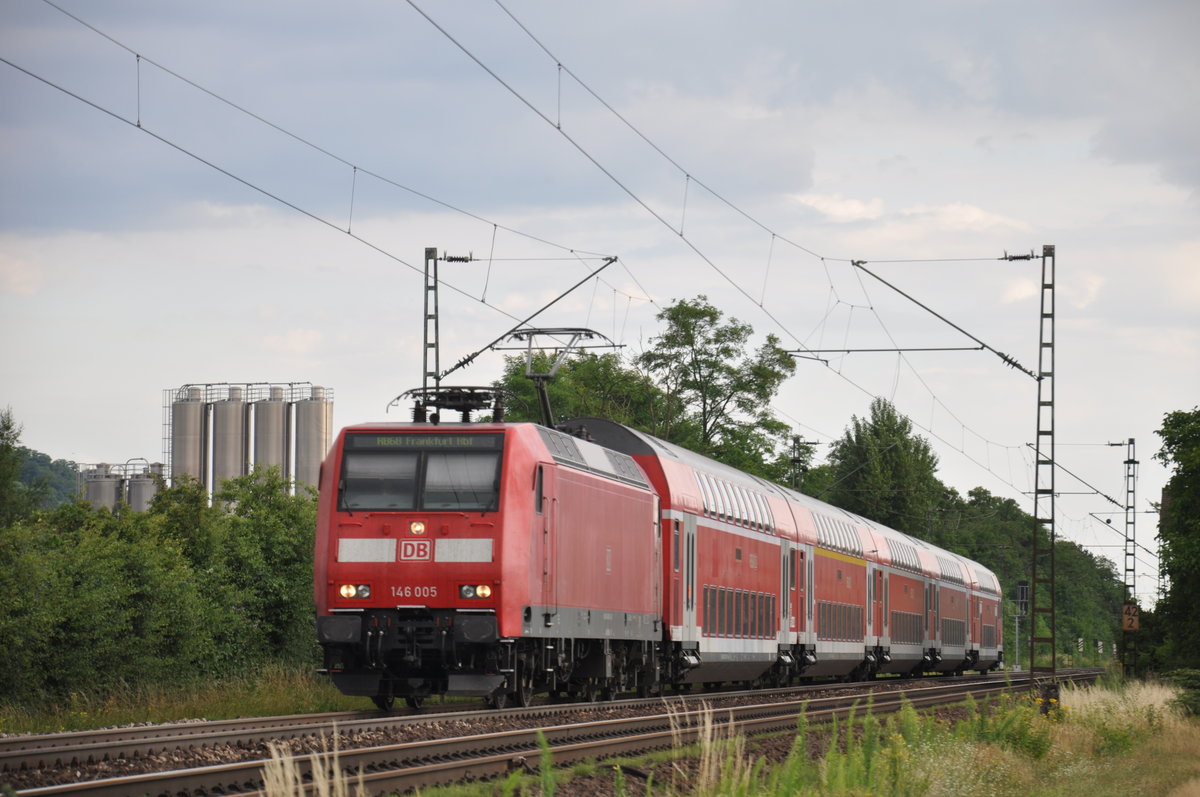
[1122,603,1140,632]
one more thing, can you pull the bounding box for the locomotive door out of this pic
[537,465,558,624]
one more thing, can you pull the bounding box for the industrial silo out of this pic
[211,386,248,488]
[84,464,123,510]
[126,463,163,512]
[294,385,332,489]
[170,386,206,484]
[253,386,289,475]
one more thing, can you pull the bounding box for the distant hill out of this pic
[19,447,81,507]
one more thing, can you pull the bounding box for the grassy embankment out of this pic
[263,675,1200,797]
[0,663,367,734]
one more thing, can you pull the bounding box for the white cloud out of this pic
[1001,278,1037,305]
[0,250,42,296]
[792,193,884,223]
[263,328,323,355]
[898,203,1030,233]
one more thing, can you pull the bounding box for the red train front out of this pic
[313,422,662,709]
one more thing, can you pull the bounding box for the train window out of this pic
[716,588,724,636]
[673,521,680,573]
[714,479,731,522]
[733,487,749,527]
[696,472,713,517]
[734,591,742,637]
[746,591,754,637]
[535,466,544,514]
[341,433,503,512]
[755,493,770,532]
[340,451,419,510]
[722,588,732,637]
[424,452,502,511]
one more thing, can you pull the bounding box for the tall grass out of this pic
[545,678,1199,797]
[0,662,363,734]
[261,735,369,797]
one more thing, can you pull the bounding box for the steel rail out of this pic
[16,671,1099,796]
[2,672,999,771]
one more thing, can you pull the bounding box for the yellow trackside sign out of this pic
[1122,603,1140,632]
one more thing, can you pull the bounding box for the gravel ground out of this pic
[2,678,965,792]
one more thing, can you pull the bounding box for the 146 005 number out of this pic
[391,585,438,599]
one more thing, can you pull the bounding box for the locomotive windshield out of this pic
[339,432,503,512]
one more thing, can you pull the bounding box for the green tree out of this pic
[18,447,81,507]
[214,469,319,665]
[822,397,944,537]
[494,351,669,429]
[636,296,797,478]
[1,407,41,525]
[0,499,211,700]
[1153,406,1200,667]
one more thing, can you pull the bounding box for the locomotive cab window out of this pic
[339,433,503,512]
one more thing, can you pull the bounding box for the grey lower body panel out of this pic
[521,604,660,642]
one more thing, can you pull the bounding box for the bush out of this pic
[1162,669,1200,716]
[0,471,318,705]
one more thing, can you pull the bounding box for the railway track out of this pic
[6,669,1100,796]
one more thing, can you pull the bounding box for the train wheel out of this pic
[514,661,535,707]
[485,690,509,710]
[582,681,600,703]
[404,696,424,710]
[372,693,395,711]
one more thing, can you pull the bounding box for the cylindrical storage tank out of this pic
[170,386,206,485]
[212,386,248,489]
[253,386,289,476]
[84,464,123,511]
[294,385,332,489]
[126,463,163,512]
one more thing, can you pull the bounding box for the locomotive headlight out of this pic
[339,584,358,599]
[459,584,492,599]
[338,584,371,599]
[475,584,492,598]
[460,585,476,599]
[409,521,426,535]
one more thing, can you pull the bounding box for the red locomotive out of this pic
[314,416,1002,709]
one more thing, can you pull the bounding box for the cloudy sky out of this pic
[3,0,1196,603]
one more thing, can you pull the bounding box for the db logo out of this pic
[400,540,432,561]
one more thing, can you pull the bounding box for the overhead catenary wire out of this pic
[15,1,1151,573]
[0,54,618,352]
[33,0,652,310]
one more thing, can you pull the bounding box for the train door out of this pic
[780,542,797,638]
[924,582,932,643]
[971,594,981,647]
[537,464,558,624]
[806,549,814,636]
[681,513,698,642]
[873,568,884,642]
[670,518,682,631]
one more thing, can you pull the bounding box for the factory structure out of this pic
[81,461,165,512]
[166,382,333,493]
[81,382,334,511]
